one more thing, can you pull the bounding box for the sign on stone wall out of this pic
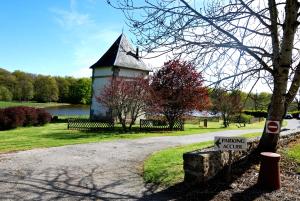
[214,136,247,151]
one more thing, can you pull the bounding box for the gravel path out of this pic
[0,119,297,201]
[2,119,298,201]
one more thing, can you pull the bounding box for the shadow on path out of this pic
[0,155,276,201]
[140,152,272,201]
[0,166,140,201]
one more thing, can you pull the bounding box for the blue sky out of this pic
[0,0,135,77]
[0,0,271,93]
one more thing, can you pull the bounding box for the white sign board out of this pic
[266,120,280,134]
[214,136,247,151]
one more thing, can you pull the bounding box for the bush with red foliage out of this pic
[36,108,52,125]
[0,106,51,130]
[18,106,38,126]
[2,107,26,129]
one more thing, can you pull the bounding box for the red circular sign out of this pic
[267,121,279,133]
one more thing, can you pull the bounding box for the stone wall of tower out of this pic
[90,67,112,120]
[90,66,149,121]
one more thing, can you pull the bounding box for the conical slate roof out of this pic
[90,34,149,71]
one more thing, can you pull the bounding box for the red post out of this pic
[257,152,281,190]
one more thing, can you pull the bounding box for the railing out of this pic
[67,118,114,131]
[140,119,184,131]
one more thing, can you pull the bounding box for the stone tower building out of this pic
[90,34,150,120]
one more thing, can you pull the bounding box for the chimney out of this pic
[136,47,139,59]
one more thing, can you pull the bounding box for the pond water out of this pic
[45,105,90,116]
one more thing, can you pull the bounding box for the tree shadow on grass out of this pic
[42,126,206,141]
[43,131,120,140]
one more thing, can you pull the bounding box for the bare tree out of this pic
[108,0,300,152]
[97,77,149,131]
[211,89,243,127]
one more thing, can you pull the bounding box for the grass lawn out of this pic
[0,121,264,154]
[143,132,262,187]
[0,101,70,108]
[141,120,265,136]
[284,139,300,173]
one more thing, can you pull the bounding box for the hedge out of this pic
[231,114,254,124]
[243,110,268,118]
[0,106,51,130]
[289,111,300,118]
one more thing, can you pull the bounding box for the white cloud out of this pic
[51,0,123,78]
[54,10,91,28]
[51,0,93,29]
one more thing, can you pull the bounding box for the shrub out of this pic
[51,115,59,122]
[21,107,38,126]
[3,107,26,129]
[36,108,52,125]
[290,111,300,118]
[231,114,254,124]
[0,109,5,130]
[243,110,268,118]
[0,106,51,130]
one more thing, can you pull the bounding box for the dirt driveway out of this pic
[0,128,267,201]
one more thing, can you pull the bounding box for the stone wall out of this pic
[183,130,300,186]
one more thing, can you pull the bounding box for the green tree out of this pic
[34,75,58,102]
[239,91,253,110]
[258,92,272,110]
[69,78,91,104]
[0,68,16,92]
[13,71,34,101]
[0,86,12,101]
[55,77,71,103]
[211,89,243,127]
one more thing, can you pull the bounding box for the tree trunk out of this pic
[169,120,174,130]
[222,113,228,128]
[257,76,287,152]
[258,0,299,152]
[118,113,127,132]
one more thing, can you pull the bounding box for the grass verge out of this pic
[283,139,300,173]
[0,101,70,108]
[143,132,262,187]
[0,120,264,154]
[144,141,213,187]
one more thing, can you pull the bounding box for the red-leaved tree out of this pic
[149,60,210,129]
[97,77,149,131]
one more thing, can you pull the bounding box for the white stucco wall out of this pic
[91,77,111,119]
[119,68,148,78]
[90,67,150,120]
[93,67,112,77]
